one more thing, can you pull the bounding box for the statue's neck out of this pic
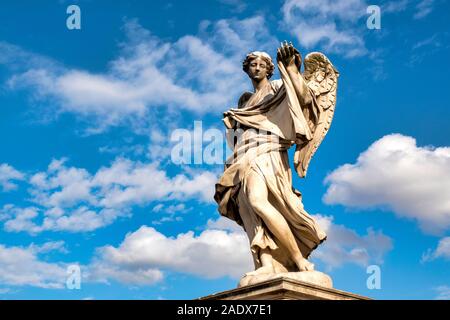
[252,77,270,93]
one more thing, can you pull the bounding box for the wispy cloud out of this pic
[382,0,410,13]
[414,0,435,19]
[2,17,276,132]
[408,32,449,66]
[281,0,369,58]
[422,237,450,262]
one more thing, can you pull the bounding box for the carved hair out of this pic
[242,51,274,79]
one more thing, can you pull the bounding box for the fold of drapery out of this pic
[214,63,326,266]
[221,61,319,178]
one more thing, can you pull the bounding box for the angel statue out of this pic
[214,41,339,287]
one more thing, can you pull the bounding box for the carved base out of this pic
[238,270,333,288]
[199,277,370,300]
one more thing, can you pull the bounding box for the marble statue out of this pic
[214,41,339,287]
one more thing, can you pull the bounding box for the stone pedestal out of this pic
[199,277,370,300]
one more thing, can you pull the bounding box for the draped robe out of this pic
[214,62,327,271]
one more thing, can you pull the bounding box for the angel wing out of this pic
[294,52,339,178]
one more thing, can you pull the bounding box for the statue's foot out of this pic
[244,265,275,277]
[297,258,315,271]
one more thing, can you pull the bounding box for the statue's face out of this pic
[247,57,268,81]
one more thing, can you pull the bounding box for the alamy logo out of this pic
[66,264,81,290]
[366,265,381,290]
[66,5,81,30]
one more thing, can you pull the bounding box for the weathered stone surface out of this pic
[214,43,339,280]
[238,270,333,288]
[200,277,370,300]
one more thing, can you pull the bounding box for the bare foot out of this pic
[297,258,315,272]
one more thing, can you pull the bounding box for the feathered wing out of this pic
[294,52,339,178]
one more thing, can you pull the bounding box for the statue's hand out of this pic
[277,41,302,71]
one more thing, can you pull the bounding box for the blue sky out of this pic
[0,0,449,300]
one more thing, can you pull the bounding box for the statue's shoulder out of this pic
[270,79,283,92]
[238,91,253,108]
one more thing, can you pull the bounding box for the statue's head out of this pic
[242,51,274,81]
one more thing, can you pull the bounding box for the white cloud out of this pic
[88,261,164,286]
[93,158,216,207]
[0,163,24,192]
[0,215,392,289]
[281,0,368,58]
[422,237,450,262]
[152,204,165,213]
[311,214,393,269]
[163,204,190,215]
[151,204,191,225]
[0,238,161,289]
[324,134,450,235]
[3,206,45,234]
[89,224,252,285]
[0,243,67,288]
[1,158,217,234]
[30,159,95,208]
[3,17,276,131]
[88,214,392,286]
[28,241,68,254]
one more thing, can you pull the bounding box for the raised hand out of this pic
[277,40,302,71]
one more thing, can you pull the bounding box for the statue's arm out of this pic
[277,42,318,123]
[286,67,313,106]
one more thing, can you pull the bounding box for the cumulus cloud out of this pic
[1,158,217,234]
[0,164,24,192]
[3,17,276,131]
[324,134,450,235]
[88,214,392,286]
[0,242,68,288]
[311,214,393,269]
[89,223,252,285]
[0,214,392,289]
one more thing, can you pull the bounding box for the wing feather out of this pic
[295,52,339,178]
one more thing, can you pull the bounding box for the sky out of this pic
[0,0,449,300]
